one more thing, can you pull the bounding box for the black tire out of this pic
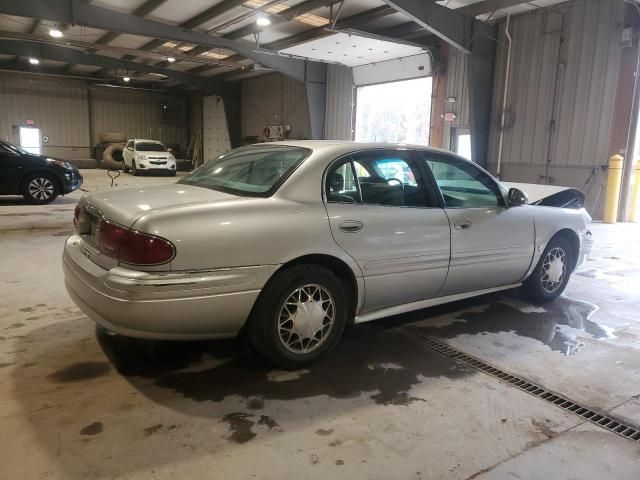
[131,160,139,176]
[168,171,177,176]
[22,173,60,204]
[248,264,348,369]
[123,162,130,173]
[522,235,574,304]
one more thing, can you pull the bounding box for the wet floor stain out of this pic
[79,422,103,436]
[144,424,163,436]
[413,296,609,356]
[220,413,256,444]
[48,361,111,382]
[316,428,334,436]
[336,460,344,466]
[247,397,264,410]
[257,415,279,430]
[5,323,24,329]
[98,329,472,407]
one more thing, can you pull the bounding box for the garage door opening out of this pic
[355,77,432,145]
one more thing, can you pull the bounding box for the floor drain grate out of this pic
[401,326,640,444]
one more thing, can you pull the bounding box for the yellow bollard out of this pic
[630,162,640,223]
[603,154,623,224]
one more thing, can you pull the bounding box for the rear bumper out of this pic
[63,235,276,340]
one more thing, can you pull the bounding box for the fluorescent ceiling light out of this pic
[49,29,63,38]
[28,58,39,65]
[123,76,130,82]
[256,16,271,26]
[166,56,176,63]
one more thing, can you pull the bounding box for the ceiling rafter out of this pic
[188,4,397,75]
[0,38,225,92]
[458,0,532,17]
[0,0,317,81]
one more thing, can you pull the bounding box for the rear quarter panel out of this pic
[131,198,361,274]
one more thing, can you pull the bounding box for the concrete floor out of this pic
[1,169,639,479]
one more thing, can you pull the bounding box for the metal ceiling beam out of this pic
[458,0,530,17]
[379,0,496,167]
[0,0,313,81]
[380,0,475,53]
[0,61,184,91]
[66,0,168,74]
[184,0,334,58]
[188,5,397,75]
[136,0,248,54]
[0,39,225,93]
[95,0,168,46]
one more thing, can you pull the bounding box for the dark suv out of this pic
[0,140,82,204]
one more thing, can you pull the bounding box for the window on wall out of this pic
[355,77,432,145]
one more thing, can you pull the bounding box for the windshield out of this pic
[136,142,167,152]
[0,140,29,155]
[179,145,310,196]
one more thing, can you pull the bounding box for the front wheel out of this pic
[248,265,348,369]
[522,235,574,304]
[22,174,59,204]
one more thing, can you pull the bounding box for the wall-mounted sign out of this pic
[42,135,49,144]
[25,119,35,125]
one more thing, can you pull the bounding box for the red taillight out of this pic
[97,220,175,265]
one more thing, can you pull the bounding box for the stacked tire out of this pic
[97,133,126,170]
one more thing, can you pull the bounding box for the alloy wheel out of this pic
[28,177,55,201]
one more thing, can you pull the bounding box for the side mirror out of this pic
[507,187,528,206]
[167,148,173,153]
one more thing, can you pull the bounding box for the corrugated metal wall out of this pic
[0,73,90,158]
[241,72,310,140]
[90,88,188,150]
[325,64,354,140]
[486,0,626,217]
[0,72,190,159]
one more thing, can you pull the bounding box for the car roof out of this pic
[131,139,164,143]
[250,140,466,159]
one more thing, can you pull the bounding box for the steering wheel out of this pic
[387,178,403,187]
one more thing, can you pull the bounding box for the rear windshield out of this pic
[136,142,167,152]
[179,145,310,196]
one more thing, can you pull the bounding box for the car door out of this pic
[419,151,534,296]
[123,140,134,167]
[0,142,24,194]
[324,149,451,313]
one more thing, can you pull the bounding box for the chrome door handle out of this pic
[339,220,364,233]
[454,219,473,230]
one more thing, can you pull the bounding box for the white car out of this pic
[122,139,176,176]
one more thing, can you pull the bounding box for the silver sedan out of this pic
[63,142,593,368]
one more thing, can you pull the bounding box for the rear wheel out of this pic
[248,265,348,369]
[523,235,574,304]
[22,173,59,204]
